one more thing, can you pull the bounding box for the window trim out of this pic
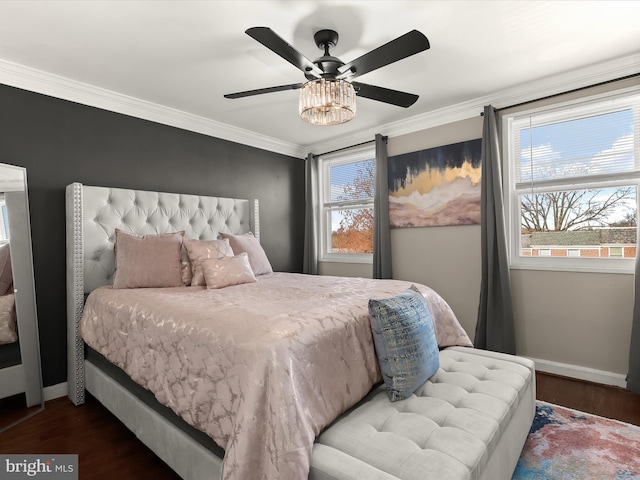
[503,86,640,274]
[317,144,375,264]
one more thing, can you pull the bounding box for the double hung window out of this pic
[504,88,640,272]
[318,145,375,263]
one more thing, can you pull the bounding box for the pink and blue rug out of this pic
[513,401,640,479]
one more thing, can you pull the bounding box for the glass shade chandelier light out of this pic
[299,78,356,126]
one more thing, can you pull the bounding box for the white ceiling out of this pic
[0,1,639,158]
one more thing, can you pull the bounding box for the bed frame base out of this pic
[85,360,224,479]
[84,351,534,480]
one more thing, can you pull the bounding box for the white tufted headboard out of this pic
[65,182,259,404]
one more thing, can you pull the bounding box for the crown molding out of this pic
[307,53,640,155]
[1,54,638,161]
[0,59,306,159]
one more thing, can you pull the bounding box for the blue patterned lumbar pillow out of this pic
[368,286,440,402]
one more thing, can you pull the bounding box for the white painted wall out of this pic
[512,269,633,377]
[320,107,635,383]
[386,117,483,338]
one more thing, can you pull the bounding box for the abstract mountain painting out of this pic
[388,139,482,228]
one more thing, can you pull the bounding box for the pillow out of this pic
[0,293,17,345]
[219,232,273,275]
[183,238,233,286]
[112,230,184,289]
[0,244,13,296]
[368,286,440,402]
[180,245,193,286]
[202,252,257,289]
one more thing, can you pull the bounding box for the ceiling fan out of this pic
[224,27,430,125]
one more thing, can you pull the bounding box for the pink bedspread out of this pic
[81,272,471,480]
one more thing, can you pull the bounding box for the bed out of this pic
[66,183,532,480]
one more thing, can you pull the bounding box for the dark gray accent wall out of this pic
[0,84,305,387]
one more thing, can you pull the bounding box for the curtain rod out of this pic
[317,139,375,157]
[480,72,640,115]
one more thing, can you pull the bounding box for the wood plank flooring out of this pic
[0,372,639,479]
[0,392,181,479]
[535,371,640,426]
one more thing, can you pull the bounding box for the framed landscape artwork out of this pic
[388,138,482,228]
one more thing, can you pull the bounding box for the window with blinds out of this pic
[318,144,375,262]
[505,88,640,271]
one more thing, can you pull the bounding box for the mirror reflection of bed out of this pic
[0,163,43,432]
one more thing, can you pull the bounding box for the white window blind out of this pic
[513,92,640,190]
[328,160,374,203]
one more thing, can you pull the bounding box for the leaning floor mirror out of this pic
[0,163,43,432]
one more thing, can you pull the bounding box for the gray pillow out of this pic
[368,286,440,402]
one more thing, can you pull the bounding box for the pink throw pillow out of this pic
[183,238,234,286]
[180,245,192,286]
[202,253,257,289]
[112,230,184,289]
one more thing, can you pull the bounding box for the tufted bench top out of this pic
[312,347,535,480]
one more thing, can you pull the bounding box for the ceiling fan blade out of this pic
[224,83,303,99]
[338,30,430,80]
[246,27,323,77]
[352,82,419,107]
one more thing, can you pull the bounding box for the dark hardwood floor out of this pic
[0,392,181,479]
[0,371,638,479]
[535,371,640,426]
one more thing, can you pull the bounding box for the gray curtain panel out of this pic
[627,226,640,393]
[475,106,516,354]
[303,152,319,275]
[373,134,392,279]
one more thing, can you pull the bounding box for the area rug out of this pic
[513,401,640,479]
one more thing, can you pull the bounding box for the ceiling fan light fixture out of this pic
[299,78,356,126]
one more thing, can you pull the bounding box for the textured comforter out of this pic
[81,272,472,480]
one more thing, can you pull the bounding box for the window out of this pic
[0,196,8,243]
[318,144,375,263]
[608,246,624,258]
[504,88,640,272]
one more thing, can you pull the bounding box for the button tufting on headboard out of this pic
[68,183,256,294]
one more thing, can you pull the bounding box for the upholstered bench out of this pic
[309,347,536,480]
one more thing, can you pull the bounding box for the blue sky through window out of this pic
[329,159,374,202]
[517,107,637,227]
[519,109,634,181]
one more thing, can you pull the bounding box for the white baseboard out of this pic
[529,357,628,388]
[43,382,68,402]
